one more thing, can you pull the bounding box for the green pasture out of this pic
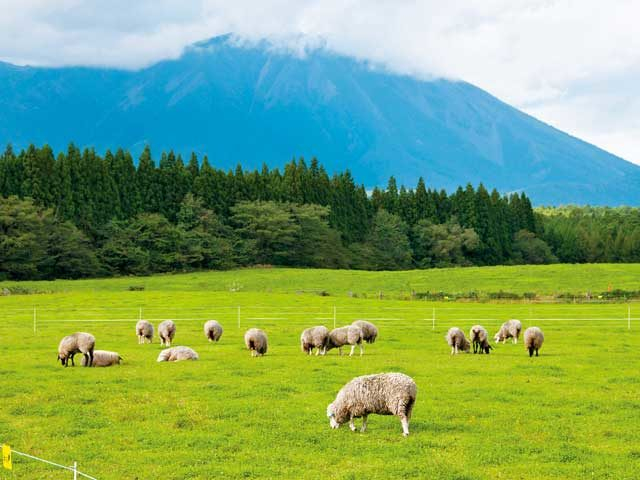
[0,266,639,479]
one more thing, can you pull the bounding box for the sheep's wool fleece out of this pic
[332,373,417,423]
[524,327,544,348]
[446,328,467,348]
[157,346,199,362]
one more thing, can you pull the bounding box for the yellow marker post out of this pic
[2,444,11,470]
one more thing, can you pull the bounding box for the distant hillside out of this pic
[1,34,639,205]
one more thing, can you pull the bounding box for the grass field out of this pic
[1,266,639,479]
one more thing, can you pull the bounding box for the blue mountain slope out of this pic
[1,35,639,205]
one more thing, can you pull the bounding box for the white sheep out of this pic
[446,327,471,355]
[326,325,364,356]
[494,319,522,344]
[352,320,378,343]
[135,320,154,344]
[469,325,493,354]
[158,320,176,347]
[524,327,545,357]
[300,326,330,355]
[82,350,122,367]
[204,320,223,343]
[244,328,268,356]
[327,373,417,436]
[57,332,95,367]
[156,346,199,362]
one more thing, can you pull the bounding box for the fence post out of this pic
[333,306,337,329]
[72,461,77,480]
[139,307,143,322]
[432,307,435,330]
[237,306,241,329]
[33,306,37,335]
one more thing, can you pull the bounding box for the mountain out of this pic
[1,34,639,205]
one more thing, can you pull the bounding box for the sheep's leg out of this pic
[349,345,355,357]
[315,348,320,356]
[70,354,75,367]
[360,344,364,356]
[360,415,368,433]
[535,348,539,357]
[454,345,458,355]
[528,347,534,357]
[513,337,518,344]
[349,416,356,432]
[338,347,342,356]
[399,414,410,436]
[451,346,454,355]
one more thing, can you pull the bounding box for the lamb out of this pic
[494,319,522,344]
[244,328,268,356]
[204,320,223,342]
[82,350,122,367]
[469,325,493,354]
[136,320,154,344]
[327,373,417,436]
[326,325,364,356]
[158,320,176,347]
[57,332,95,367]
[445,327,471,355]
[524,327,544,357]
[156,346,199,362]
[300,326,330,355]
[352,320,378,343]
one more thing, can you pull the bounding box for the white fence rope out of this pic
[2,445,97,479]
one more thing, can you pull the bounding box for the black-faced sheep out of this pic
[494,319,522,344]
[57,332,95,367]
[446,327,471,355]
[82,350,122,367]
[158,320,176,347]
[244,328,268,356]
[327,373,417,436]
[352,320,378,343]
[326,325,364,356]
[524,327,544,357]
[469,325,493,354]
[136,320,154,344]
[300,326,330,355]
[156,346,199,362]
[204,320,223,343]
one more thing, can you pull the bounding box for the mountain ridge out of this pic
[1,34,639,205]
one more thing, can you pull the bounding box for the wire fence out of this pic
[1,443,97,479]
[0,303,635,333]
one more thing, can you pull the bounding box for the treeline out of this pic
[2,143,549,280]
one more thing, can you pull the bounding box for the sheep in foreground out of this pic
[326,325,364,356]
[469,325,493,354]
[82,350,122,367]
[327,373,417,436]
[204,320,223,343]
[446,327,471,355]
[494,319,522,344]
[244,328,268,356]
[135,320,154,344]
[158,320,176,347]
[300,326,330,355]
[156,346,199,362]
[352,320,378,343]
[524,327,545,357]
[57,332,95,367]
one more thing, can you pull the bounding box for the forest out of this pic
[0,143,638,280]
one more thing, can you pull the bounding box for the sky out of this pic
[2,0,639,165]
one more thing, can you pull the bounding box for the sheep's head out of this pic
[493,332,502,343]
[462,339,471,353]
[327,403,340,429]
[57,353,67,366]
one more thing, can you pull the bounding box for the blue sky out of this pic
[2,0,639,165]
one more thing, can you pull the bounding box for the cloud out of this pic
[1,0,640,164]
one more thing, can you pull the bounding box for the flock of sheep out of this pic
[55,317,543,436]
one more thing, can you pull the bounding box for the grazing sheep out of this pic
[135,320,154,344]
[156,346,199,362]
[494,319,522,344]
[82,350,122,367]
[327,325,364,356]
[204,320,223,343]
[524,327,545,357]
[57,332,95,367]
[327,373,417,436]
[244,328,268,356]
[158,320,176,347]
[469,325,493,354]
[300,326,330,355]
[352,320,378,343]
[446,327,471,355]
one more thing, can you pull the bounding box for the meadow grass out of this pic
[1,266,639,479]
